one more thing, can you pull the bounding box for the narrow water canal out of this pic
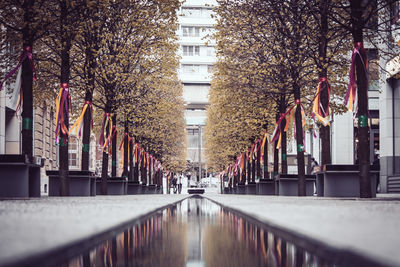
[62,197,342,267]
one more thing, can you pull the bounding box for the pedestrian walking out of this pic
[311,157,319,174]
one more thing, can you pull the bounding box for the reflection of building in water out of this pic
[186,198,204,266]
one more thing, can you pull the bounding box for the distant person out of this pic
[178,175,182,194]
[311,157,319,174]
[172,176,177,194]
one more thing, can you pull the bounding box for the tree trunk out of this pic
[318,0,332,166]
[81,3,99,171]
[142,153,147,185]
[294,91,306,196]
[350,0,371,198]
[273,112,279,178]
[134,145,139,182]
[148,156,152,184]
[122,122,129,177]
[101,151,108,195]
[263,136,269,179]
[21,0,34,159]
[242,153,247,182]
[59,0,71,196]
[280,96,288,174]
[81,91,92,171]
[251,150,255,183]
[100,105,111,195]
[256,141,261,180]
[128,137,133,180]
[247,149,251,184]
[111,114,117,177]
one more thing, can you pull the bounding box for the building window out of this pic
[183,64,200,73]
[206,46,215,57]
[207,65,214,73]
[182,26,200,37]
[69,137,79,168]
[182,7,202,17]
[182,7,213,18]
[183,46,200,56]
[187,128,199,148]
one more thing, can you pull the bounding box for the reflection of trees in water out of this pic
[131,222,187,267]
[203,225,264,267]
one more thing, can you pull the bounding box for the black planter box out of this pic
[156,185,163,194]
[188,188,205,194]
[316,173,324,197]
[46,170,95,197]
[127,181,141,194]
[236,182,246,194]
[322,164,379,197]
[257,179,275,195]
[140,183,148,194]
[245,182,257,195]
[223,187,231,194]
[147,184,157,194]
[231,186,237,194]
[277,174,316,196]
[0,155,43,198]
[96,177,127,195]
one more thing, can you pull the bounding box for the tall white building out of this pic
[177,0,217,180]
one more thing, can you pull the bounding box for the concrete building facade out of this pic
[177,0,217,180]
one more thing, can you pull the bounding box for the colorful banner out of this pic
[55,83,72,144]
[344,42,368,112]
[0,46,37,91]
[70,100,92,138]
[312,77,331,126]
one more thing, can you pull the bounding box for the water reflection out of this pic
[63,198,333,267]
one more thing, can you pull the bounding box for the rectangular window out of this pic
[206,46,215,57]
[183,46,200,56]
[182,26,189,37]
[182,7,201,17]
[183,64,200,73]
[182,26,200,37]
[68,153,77,167]
[207,65,214,73]
[68,137,79,168]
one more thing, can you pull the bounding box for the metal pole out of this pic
[198,125,202,182]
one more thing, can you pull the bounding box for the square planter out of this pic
[147,184,157,194]
[277,174,316,196]
[127,181,141,195]
[232,186,237,194]
[322,164,378,197]
[245,182,257,195]
[236,182,246,194]
[223,187,231,194]
[96,177,127,195]
[140,184,148,194]
[316,173,324,197]
[156,185,163,194]
[0,155,43,198]
[188,188,205,194]
[90,176,97,196]
[257,179,275,195]
[47,170,94,197]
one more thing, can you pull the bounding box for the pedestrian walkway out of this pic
[206,194,400,267]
